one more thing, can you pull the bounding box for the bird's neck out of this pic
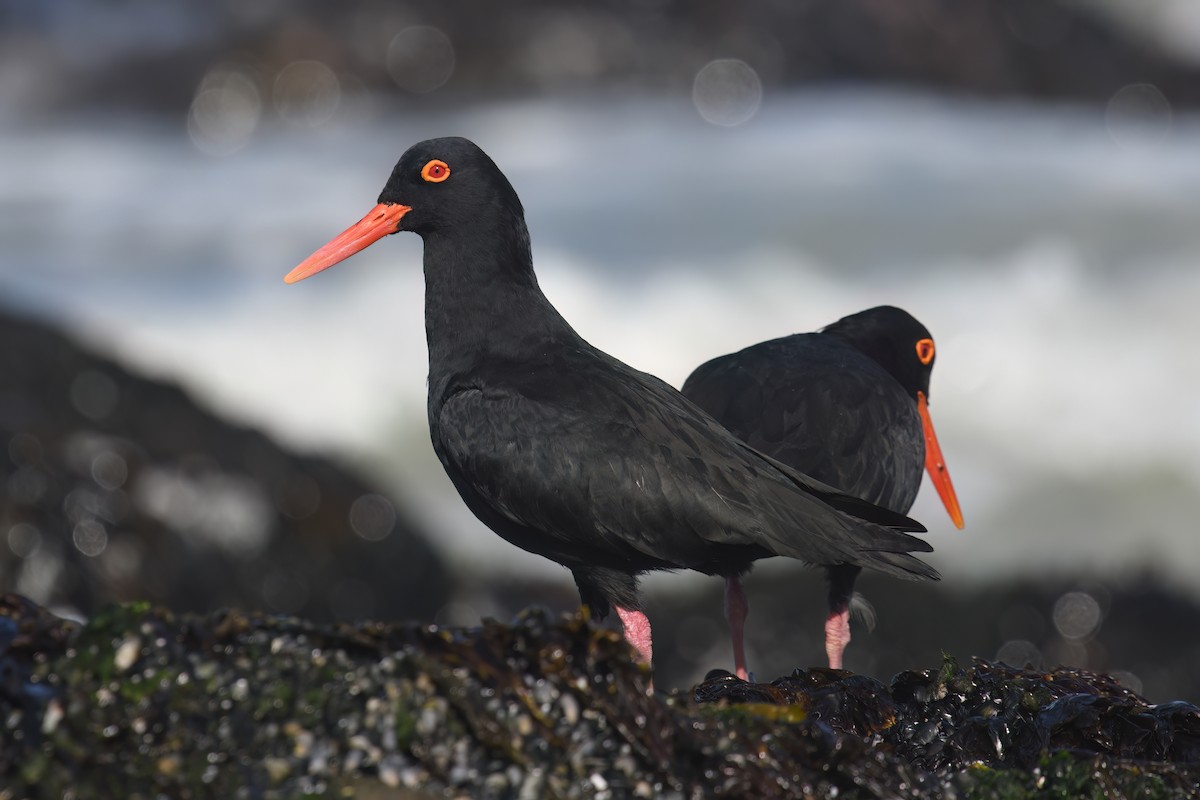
[422,221,579,386]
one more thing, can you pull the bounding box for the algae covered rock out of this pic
[694,659,1200,798]
[2,593,1199,799]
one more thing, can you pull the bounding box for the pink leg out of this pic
[615,605,653,666]
[724,577,750,680]
[824,607,851,670]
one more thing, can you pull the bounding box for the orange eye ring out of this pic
[915,338,935,366]
[421,159,450,183]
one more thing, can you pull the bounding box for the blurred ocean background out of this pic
[2,0,1199,697]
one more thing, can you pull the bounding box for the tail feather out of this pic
[733,429,937,579]
[747,443,927,533]
[852,525,934,554]
[858,549,940,581]
[819,490,927,533]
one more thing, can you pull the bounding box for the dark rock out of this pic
[3,594,1199,799]
[0,308,454,625]
[695,657,1200,787]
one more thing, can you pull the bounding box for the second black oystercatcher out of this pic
[284,137,938,675]
[682,306,965,673]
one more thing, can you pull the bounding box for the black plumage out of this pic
[286,138,938,673]
[682,306,963,671]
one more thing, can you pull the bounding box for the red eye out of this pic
[915,338,935,365]
[421,159,450,183]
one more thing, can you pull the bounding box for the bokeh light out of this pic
[692,59,762,126]
[72,519,108,558]
[91,451,128,491]
[995,639,1043,669]
[273,60,341,128]
[187,66,262,156]
[1105,83,1172,149]
[349,493,396,541]
[1047,638,1090,667]
[7,523,42,559]
[386,26,456,94]
[1052,591,1102,641]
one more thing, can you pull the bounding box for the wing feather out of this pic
[683,335,924,513]
[432,354,935,581]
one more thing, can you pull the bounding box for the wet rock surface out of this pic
[698,662,1200,779]
[0,308,454,624]
[3,594,1199,799]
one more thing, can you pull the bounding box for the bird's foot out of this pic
[824,607,852,670]
[614,605,653,665]
[615,605,655,693]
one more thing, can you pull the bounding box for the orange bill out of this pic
[284,203,411,284]
[917,391,964,529]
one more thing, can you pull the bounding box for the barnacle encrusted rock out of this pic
[1,594,1198,799]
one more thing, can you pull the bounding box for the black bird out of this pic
[681,306,964,674]
[284,137,938,674]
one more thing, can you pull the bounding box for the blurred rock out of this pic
[0,307,455,623]
[2,594,1198,798]
[3,0,1200,117]
[486,571,1200,704]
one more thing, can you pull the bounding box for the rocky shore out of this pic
[2,594,1197,799]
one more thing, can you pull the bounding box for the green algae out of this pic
[699,701,810,725]
[965,752,1181,800]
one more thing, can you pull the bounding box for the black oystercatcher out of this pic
[284,138,938,675]
[682,306,964,673]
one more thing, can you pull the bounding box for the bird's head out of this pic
[284,137,522,284]
[823,306,936,402]
[825,306,964,529]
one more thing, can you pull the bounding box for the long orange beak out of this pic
[284,203,411,284]
[917,391,965,529]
